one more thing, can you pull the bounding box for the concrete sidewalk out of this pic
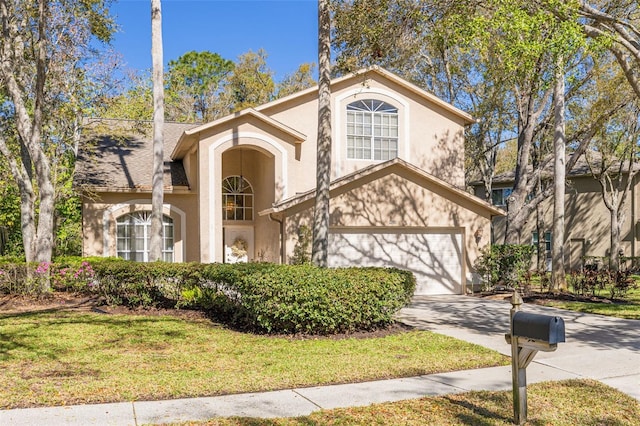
[2,294,638,425]
[0,364,578,426]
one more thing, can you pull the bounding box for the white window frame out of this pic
[346,99,398,161]
[116,211,174,262]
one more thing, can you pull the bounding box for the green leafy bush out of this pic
[567,269,637,300]
[221,264,415,334]
[88,260,202,307]
[0,258,415,334]
[474,244,534,291]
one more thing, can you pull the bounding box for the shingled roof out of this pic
[74,119,198,192]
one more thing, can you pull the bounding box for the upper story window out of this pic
[222,176,253,221]
[491,188,512,207]
[116,211,174,262]
[346,99,398,161]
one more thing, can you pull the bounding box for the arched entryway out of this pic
[220,147,279,263]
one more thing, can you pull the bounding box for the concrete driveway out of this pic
[396,295,640,401]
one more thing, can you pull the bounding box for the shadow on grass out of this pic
[444,393,514,425]
[0,309,194,362]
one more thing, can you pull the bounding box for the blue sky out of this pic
[110,0,319,81]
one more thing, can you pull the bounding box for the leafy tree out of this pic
[166,50,234,122]
[583,68,640,271]
[276,63,317,98]
[586,110,640,271]
[0,0,115,268]
[578,1,640,98]
[312,0,332,267]
[219,49,275,113]
[98,72,154,122]
[332,0,428,81]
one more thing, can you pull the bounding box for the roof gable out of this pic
[171,66,474,159]
[256,66,474,124]
[261,157,504,218]
[171,108,306,159]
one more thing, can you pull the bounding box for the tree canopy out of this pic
[0,0,117,264]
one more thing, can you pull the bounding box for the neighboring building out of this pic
[471,158,640,271]
[74,67,503,295]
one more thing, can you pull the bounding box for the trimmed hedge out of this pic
[0,258,415,335]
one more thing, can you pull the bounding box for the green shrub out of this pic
[0,258,415,334]
[474,244,534,291]
[88,260,203,307]
[219,264,415,334]
[0,260,54,295]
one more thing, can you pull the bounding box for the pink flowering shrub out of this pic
[52,260,96,292]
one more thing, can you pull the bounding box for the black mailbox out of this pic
[512,311,565,344]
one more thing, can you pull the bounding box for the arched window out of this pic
[222,176,253,221]
[347,99,398,160]
[116,211,174,262]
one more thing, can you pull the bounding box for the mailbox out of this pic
[506,293,566,425]
[512,311,565,345]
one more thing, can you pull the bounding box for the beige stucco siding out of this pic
[282,169,493,283]
[81,193,199,262]
[485,174,639,267]
[261,71,468,194]
[196,120,294,262]
[81,69,483,268]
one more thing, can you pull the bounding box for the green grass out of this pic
[0,310,507,409]
[173,380,640,425]
[539,286,640,319]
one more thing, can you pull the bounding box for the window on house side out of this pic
[491,188,512,206]
[532,231,552,258]
[346,100,398,160]
[116,211,174,262]
[222,176,254,221]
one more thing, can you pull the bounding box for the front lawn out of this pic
[0,309,507,409]
[172,380,640,425]
[533,285,640,319]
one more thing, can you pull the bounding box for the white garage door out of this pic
[328,230,463,295]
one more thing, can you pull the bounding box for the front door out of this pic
[224,226,254,263]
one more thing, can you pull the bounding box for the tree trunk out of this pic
[535,204,546,272]
[0,136,36,261]
[34,174,55,263]
[311,0,332,267]
[0,1,55,276]
[149,0,165,262]
[610,209,621,272]
[551,60,566,291]
[504,105,538,244]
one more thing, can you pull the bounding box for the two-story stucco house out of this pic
[74,67,503,295]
